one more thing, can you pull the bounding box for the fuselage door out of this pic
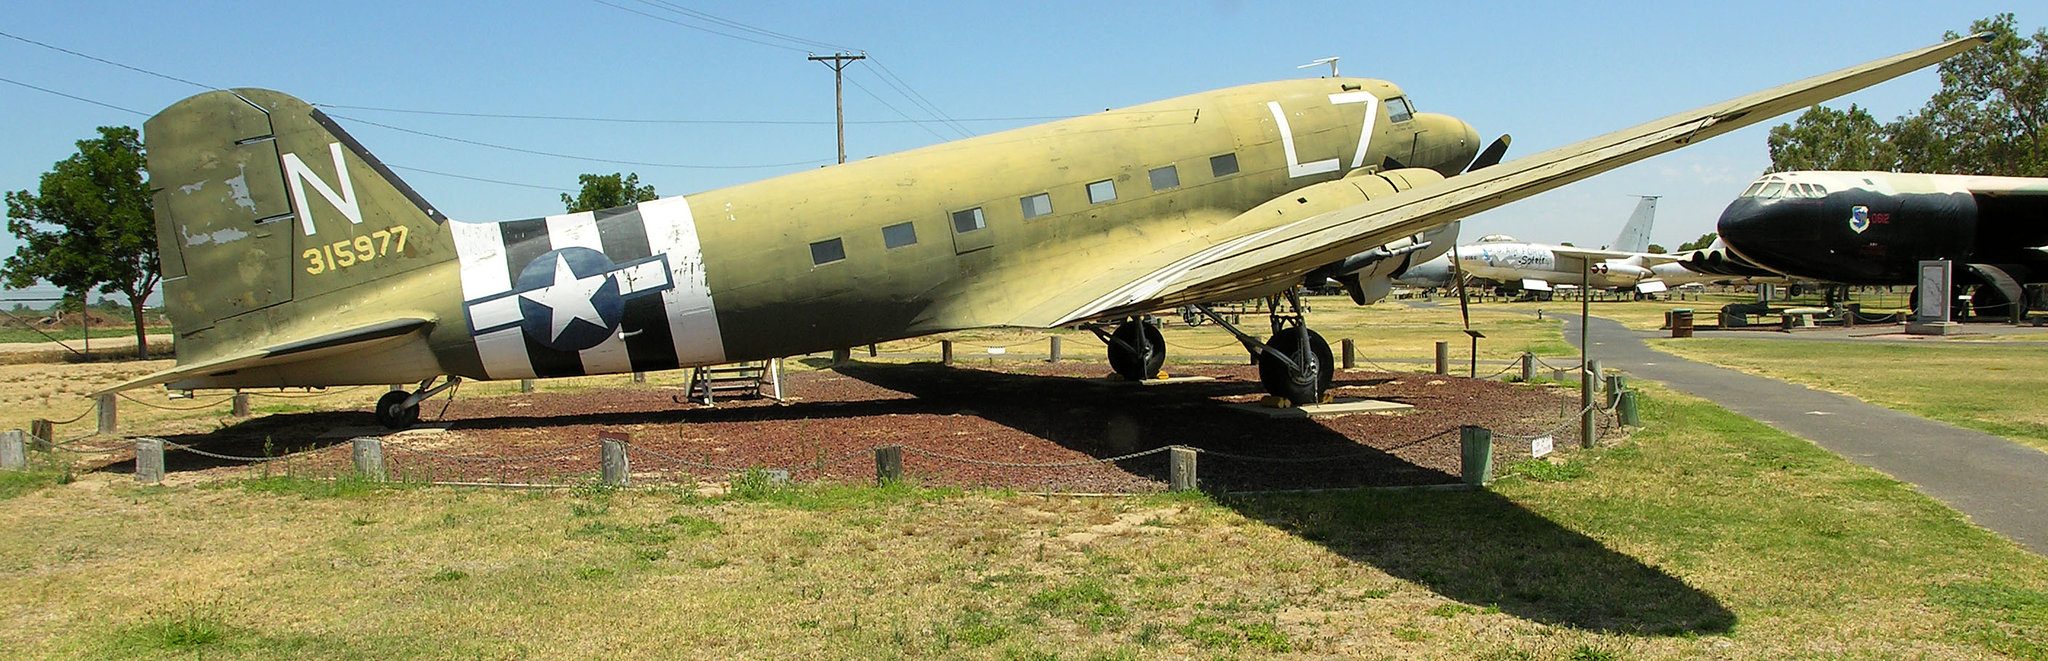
[950,206,994,254]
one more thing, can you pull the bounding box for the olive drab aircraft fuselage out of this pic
[116,33,1991,426]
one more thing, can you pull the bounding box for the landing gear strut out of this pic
[1190,289,1333,406]
[1089,318,1166,382]
[374,376,463,429]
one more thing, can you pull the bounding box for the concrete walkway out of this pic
[1565,315,2048,555]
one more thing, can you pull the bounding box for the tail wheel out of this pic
[1258,326,1333,405]
[375,390,420,429]
[1107,320,1166,381]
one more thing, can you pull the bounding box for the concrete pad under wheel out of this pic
[318,425,447,440]
[1221,398,1413,419]
[1136,376,1216,386]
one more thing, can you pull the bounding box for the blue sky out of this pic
[0,1,2028,302]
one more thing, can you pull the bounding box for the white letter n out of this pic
[280,142,362,236]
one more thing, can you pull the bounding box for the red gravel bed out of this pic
[146,362,1591,492]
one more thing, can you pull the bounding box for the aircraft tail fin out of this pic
[1611,195,1657,253]
[145,88,455,369]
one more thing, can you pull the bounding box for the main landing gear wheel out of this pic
[1258,326,1333,406]
[1106,319,1166,382]
[375,390,421,429]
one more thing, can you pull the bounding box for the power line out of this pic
[328,113,832,170]
[0,76,148,117]
[590,0,807,53]
[638,0,852,53]
[0,30,216,91]
[385,165,574,193]
[844,77,951,142]
[866,57,974,138]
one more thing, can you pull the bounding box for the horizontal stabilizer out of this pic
[102,318,433,394]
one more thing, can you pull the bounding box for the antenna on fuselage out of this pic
[1298,57,1340,78]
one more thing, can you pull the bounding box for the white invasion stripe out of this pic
[467,296,521,334]
[545,211,632,375]
[638,196,725,366]
[452,220,533,379]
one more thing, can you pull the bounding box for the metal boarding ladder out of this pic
[686,359,782,405]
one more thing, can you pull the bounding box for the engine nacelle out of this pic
[1284,168,1452,305]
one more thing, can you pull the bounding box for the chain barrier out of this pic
[1490,401,1600,441]
[1532,356,1585,371]
[45,437,131,454]
[248,386,367,399]
[901,445,1169,469]
[43,399,98,426]
[384,441,602,464]
[117,392,236,411]
[948,339,1046,350]
[621,444,750,472]
[1162,341,1244,352]
[159,439,291,463]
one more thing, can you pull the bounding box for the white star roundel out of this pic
[515,247,625,352]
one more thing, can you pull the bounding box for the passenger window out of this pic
[1210,153,1239,177]
[1087,179,1117,204]
[1020,193,1052,219]
[951,207,986,233]
[1148,165,1180,191]
[1386,96,1413,123]
[810,238,845,265]
[882,222,917,249]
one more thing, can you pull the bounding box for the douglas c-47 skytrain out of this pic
[111,34,1989,427]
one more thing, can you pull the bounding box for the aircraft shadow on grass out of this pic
[120,361,1731,634]
[828,362,1735,636]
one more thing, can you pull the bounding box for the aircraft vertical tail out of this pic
[144,88,456,370]
[1611,195,1657,253]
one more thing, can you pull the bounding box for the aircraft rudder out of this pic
[1612,195,1658,253]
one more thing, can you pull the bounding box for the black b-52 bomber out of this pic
[1697,170,2048,316]
[110,35,1988,427]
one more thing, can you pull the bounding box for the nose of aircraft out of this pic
[1413,113,1482,178]
[1715,197,1812,275]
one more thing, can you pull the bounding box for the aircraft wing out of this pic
[1008,33,1988,328]
[101,318,433,394]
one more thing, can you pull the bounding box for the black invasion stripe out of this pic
[523,332,588,379]
[593,205,678,371]
[499,217,551,283]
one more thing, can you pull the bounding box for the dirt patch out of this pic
[110,361,1589,492]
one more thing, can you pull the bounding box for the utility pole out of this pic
[808,51,866,164]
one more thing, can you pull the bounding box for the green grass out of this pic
[3,383,2046,659]
[1651,338,2048,452]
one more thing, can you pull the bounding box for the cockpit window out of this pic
[1385,96,1413,123]
[1741,182,1767,197]
[1759,182,1786,198]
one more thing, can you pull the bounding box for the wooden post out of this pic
[600,433,629,487]
[1048,336,1062,363]
[232,392,250,417]
[875,445,903,485]
[96,393,116,434]
[520,379,535,394]
[867,344,878,357]
[1459,426,1493,486]
[1168,446,1198,492]
[1605,373,1627,409]
[1580,366,1598,449]
[135,438,163,484]
[0,430,25,471]
[1618,391,1640,427]
[1341,338,1355,369]
[352,438,385,481]
[632,371,646,383]
[832,348,851,365]
[941,340,954,365]
[1434,341,1449,375]
[30,420,53,451]
[1519,353,1536,382]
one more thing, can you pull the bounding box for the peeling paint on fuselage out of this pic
[223,163,256,213]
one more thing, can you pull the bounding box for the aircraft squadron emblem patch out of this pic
[1849,205,1870,234]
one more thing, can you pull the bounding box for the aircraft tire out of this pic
[1107,320,1166,381]
[1258,327,1333,406]
[375,390,419,429]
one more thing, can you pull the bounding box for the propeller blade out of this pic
[1453,245,1474,331]
[1465,134,1511,173]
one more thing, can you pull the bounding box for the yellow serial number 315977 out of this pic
[302,226,409,275]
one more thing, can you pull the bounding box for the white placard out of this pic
[986,347,1007,355]
[1532,435,1554,458]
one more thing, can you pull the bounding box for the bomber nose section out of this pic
[1414,113,1481,178]
[1716,198,1818,277]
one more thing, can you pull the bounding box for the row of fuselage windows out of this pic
[1739,180,1830,199]
[809,152,1243,266]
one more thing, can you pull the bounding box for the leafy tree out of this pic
[561,172,659,213]
[1767,104,1898,172]
[1891,14,2047,176]
[3,126,159,358]
[1678,233,1718,252]
[1646,244,1667,254]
